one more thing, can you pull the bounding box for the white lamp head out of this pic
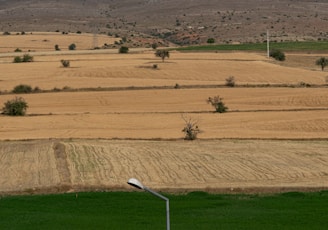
[127,178,144,190]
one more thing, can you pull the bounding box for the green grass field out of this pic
[176,41,328,51]
[1,191,327,229]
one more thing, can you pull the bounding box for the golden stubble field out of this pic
[0,33,328,194]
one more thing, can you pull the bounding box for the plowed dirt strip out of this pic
[0,111,328,140]
[0,139,327,194]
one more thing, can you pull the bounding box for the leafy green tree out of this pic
[2,97,28,116]
[207,38,215,43]
[315,57,328,71]
[155,50,170,62]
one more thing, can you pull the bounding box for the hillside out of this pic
[1,0,328,46]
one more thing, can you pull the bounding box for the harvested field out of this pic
[1,139,328,195]
[0,33,328,194]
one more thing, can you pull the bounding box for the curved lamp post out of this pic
[127,178,170,230]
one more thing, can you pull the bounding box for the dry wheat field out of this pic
[0,33,328,194]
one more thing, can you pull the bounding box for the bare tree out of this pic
[181,114,200,140]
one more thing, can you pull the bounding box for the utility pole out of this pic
[267,30,270,58]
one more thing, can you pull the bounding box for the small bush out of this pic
[2,97,28,116]
[207,38,215,43]
[181,115,200,140]
[119,46,129,53]
[55,44,60,51]
[33,86,41,92]
[14,48,22,52]
[151,43,158,49]
[22,54,33,62]
[3,31,10,35]
[61,60,70,68]
[152,64,158,69]
[225,76,235,87]
[68,43,76,50]
[270,49,285,61]
[207,96,228,113]
[13,56,23,63]
[174,83,180,89]
[298,82,311,87]
[12,84,32,94]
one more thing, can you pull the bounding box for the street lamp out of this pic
[127,178,170,230]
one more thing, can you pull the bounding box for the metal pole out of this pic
[144,186,170,230]
[166,199,170,230]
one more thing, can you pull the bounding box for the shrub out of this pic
[181,115,200,140]
[55,44,60,51]
[3,31,10,35]
[14,48,22,52]
[315,57,328,71]
[68,43,76,50]
[13,56,23,63]
[61,60,70,67]
[2,97,28,116]
[269,49,285,61]
[174,83,180,89]
[152,64,158,69]
[119,46,129,53]
[12,84,32,94]
[207,38,215,43]
[207,96,228,113]
[151,43,158,49]
[225,76,235,87]
[33,86,41,92]
[22,54,33,62]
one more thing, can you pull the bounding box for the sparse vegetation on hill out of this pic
[207,38,215,44]
[2,97,28,116]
